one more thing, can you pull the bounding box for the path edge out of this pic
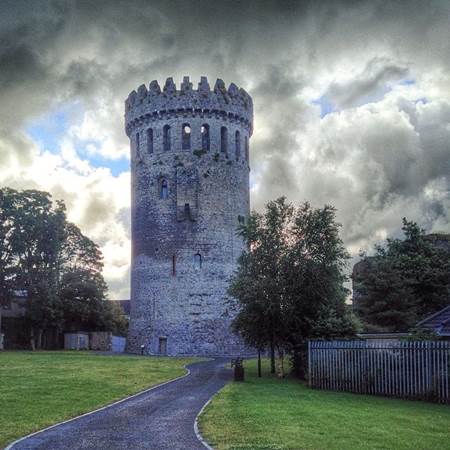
[4,363,194,450]
[194,387,224,450]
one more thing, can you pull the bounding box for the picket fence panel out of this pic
[308,340,450,403]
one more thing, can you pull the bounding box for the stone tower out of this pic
[125,76,253,356]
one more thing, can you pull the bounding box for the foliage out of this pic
[229,197,359,374]
[0,352,199,448]
[406,327,442,341]
[0,188,121,347]
[199,358,450,450]
[354,219,450,332]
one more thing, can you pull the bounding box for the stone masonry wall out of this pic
[125,76,253,356]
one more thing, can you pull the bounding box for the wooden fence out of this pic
[308,340,450,403]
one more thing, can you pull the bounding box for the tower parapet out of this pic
[125,76,253,138]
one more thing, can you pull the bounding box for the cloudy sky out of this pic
[1,0,450,299]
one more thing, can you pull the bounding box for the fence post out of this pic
[308,340,311,387]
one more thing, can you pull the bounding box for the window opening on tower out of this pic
[147,128,153,154]
[184,203,192,221]
[163,125,171,151]
[220,126,228,153]
[235,130,241,160]
[182,124,191,150]
[160,179,169,199]
[201,124,210,151]
[194,253,202,269]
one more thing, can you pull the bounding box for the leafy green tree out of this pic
[230,197,358,376]
[0,189,66,348]
[354,219,450,332]
[0,187,121,348]
[230,198,293,372]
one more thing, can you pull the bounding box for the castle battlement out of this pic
[125,76,253,136]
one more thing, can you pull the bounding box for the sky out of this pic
[1,0,450,299]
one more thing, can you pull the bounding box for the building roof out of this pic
[114,299,131,316]
[416,305,450,336]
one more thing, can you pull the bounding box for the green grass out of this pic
[199,358,450,450]
[0,351,199,448]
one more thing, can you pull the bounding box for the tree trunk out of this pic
[277,349,285,378]
[37,328,43,350]
[270,341,275,374]
[30,328,36,351]
[258,349,262,378]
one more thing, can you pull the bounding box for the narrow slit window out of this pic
[163,125,171,151]
[147,128,153,154]
[182,123,191,150]
[235,130,241,160]
[160,179,169,199]
[184,203,191,221]
[220,126,228,153]
[172,255,176,276]
[201,124,210,151]
[245,136,249,161]
[194,253,202,269]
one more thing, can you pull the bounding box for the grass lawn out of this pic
[0,351,199,448]
[199,358,450,450]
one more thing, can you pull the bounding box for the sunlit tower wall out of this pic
[125,76,253,356]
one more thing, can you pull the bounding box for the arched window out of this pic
[194,253,202,269]
[146,128,153,154]
[235,130,241,160]
[182,123,191,150]
[201,124,210,151]
[163,125,171,151]
[220,126,228,153]
[135,132,140,157]
[160,179,169,199]
[245,136,249,161]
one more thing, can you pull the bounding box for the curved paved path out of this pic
[10,358,230,450]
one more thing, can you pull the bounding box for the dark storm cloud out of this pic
[1,0,450,296]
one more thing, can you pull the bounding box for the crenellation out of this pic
[149,80,161,95]
[163,77,176,94]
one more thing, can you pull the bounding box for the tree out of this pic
[229,198,293,373]
[354,219,450,332]
[230,197,358,376]
[0,189,66,348]
[0,187,119,349]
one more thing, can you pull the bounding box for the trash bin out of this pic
[231,357,244,382]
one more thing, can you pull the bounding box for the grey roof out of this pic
[416,305,450,336]
[115,299,131,316]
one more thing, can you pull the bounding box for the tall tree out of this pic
[230,198,358,376]
[0,188,123,349]
[354,219,450,332]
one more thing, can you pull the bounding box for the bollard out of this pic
[231,357,244,382]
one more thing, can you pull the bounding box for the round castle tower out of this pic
[125,76,253,356]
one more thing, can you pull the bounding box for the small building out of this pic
[64,332,89,350]
[416,305,450,338]
[357,332,410,344]
[115,299,131,320]
[0,290,28,349]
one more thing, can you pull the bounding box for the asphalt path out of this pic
[9,358,230,450]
